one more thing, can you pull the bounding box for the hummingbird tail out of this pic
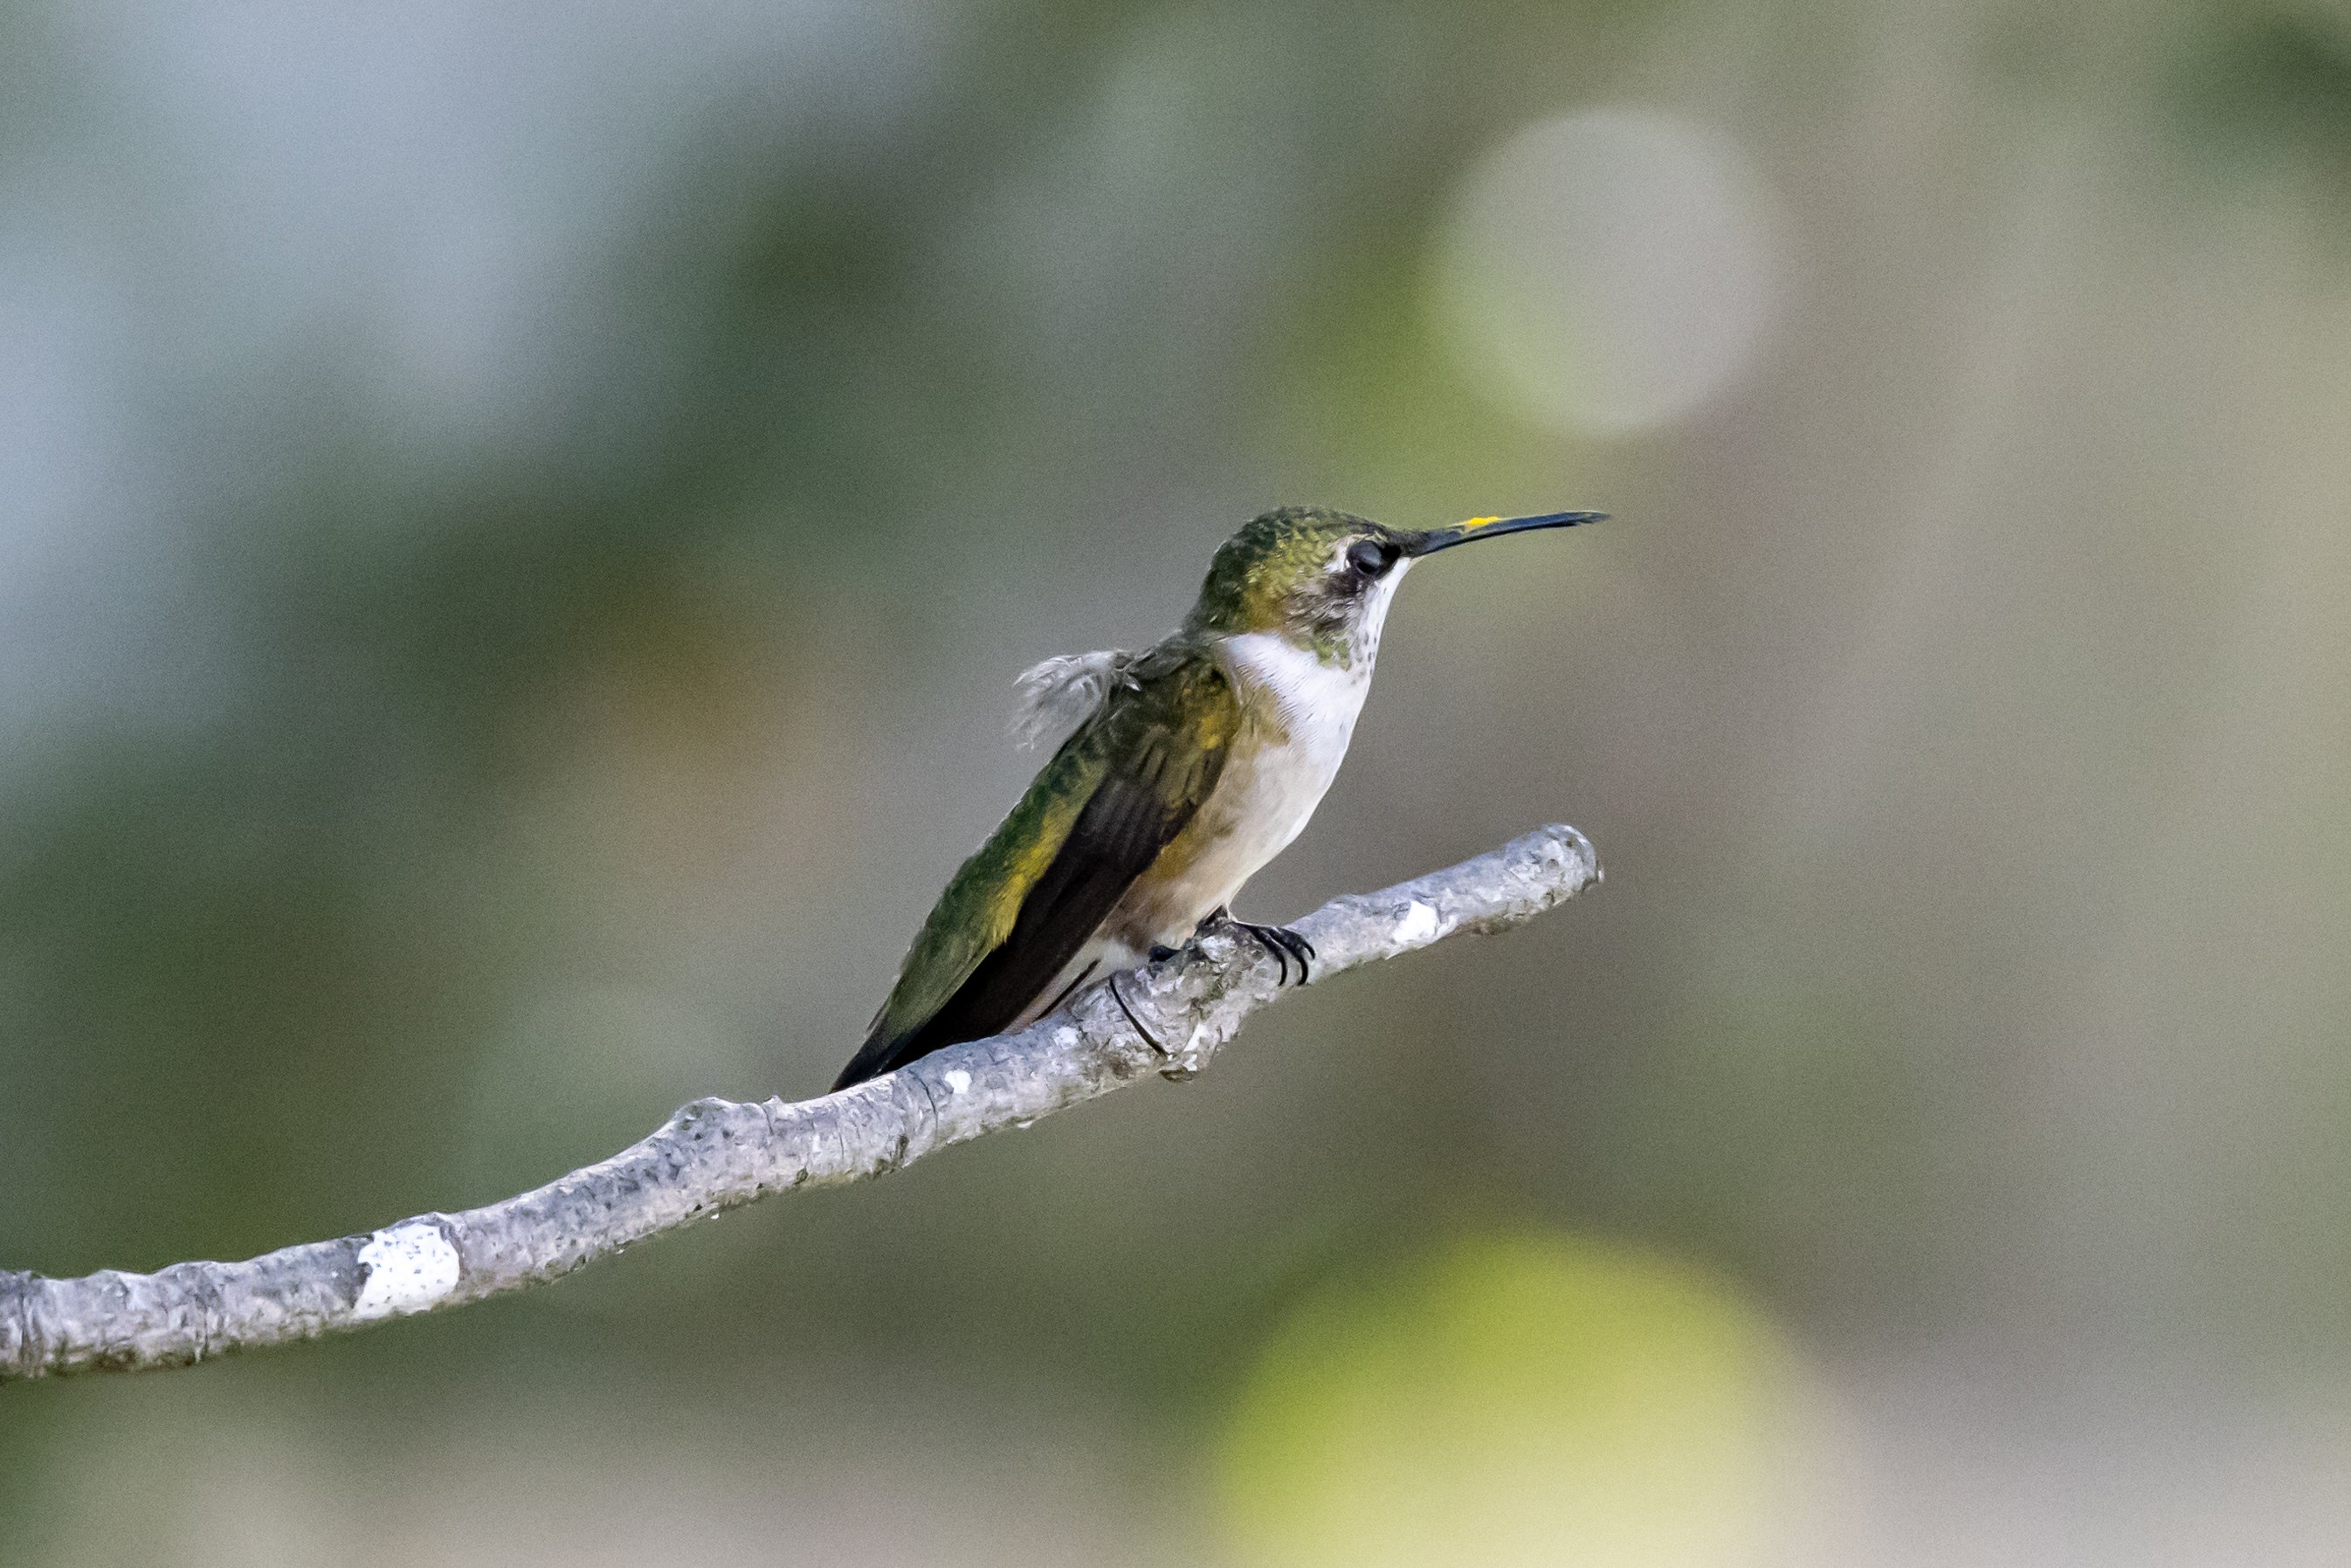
[830,1026,905,1092]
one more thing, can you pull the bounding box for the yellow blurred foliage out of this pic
[1220,1230,1803,1568]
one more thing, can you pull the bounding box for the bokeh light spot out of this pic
[1219,1230,1803,1568]
[1432,108,1785,437]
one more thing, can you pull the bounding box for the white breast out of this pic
[1145,630,1370,918]
[1219,630,1372,779]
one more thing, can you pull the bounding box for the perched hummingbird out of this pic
[831,505,1602,1090]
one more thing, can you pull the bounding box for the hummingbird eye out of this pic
[1346,540,1396,580]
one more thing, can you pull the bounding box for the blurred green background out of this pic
[7,0,2351,1562]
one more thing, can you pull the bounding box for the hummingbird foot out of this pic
[1198,907,1315,986]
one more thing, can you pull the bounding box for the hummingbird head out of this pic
[1185,505,1604,667]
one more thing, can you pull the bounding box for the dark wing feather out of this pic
[831,650,1235,1090]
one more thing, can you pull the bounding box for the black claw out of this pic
[1107,973,1165,1056]
[1245,925,1289,983]
[1191,908,1314,986]
[1231,920,1313,986]
[1264,925,1314,984]
[1147,944,1178,963]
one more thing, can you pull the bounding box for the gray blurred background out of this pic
[6,0,2351,1562]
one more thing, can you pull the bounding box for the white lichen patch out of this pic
[942,1069,971,1095]
[1393,900,1445,945]
[352,1221,462,1321]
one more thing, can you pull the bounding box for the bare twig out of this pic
[1,824,1599,1383]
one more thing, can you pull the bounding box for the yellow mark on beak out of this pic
[1457,516,1502,532]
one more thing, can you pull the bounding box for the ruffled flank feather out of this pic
[1010,650,1130,750]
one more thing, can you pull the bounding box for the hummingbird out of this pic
[831,505,1603,1090]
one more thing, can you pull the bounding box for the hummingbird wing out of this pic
[832,646,1238,1090]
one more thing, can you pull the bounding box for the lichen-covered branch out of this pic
[1,824,1599,1384]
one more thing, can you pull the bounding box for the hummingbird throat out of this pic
[1219,559,1407,741]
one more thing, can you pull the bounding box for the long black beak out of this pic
[1404,511,1607,557]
